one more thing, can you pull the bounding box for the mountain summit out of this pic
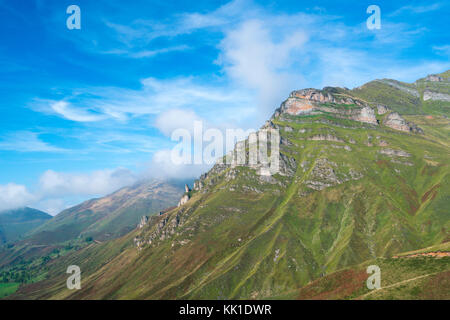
[9,71,450,300]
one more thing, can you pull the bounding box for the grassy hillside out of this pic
[5,72,450,300]
[276,242,450,300]
[0,180,184,292]
[26,180,184,244]
[0,208,51,244]
[351,70,450,116]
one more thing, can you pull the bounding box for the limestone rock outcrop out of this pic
[425,74,444,82]
[376,105,389,115]
[423,90,450,102]
[177,184,191,207]
[352,106,378,125]
[137,216,148,229]
[383,112,423,134]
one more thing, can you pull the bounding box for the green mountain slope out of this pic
[351,70,450,116]
[27,180,184,244]
[0,208,51,244]
[7,72,450,300]
[0,180,184,275]
[274,242,450,300]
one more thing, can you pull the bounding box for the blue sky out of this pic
[0,0,448,214]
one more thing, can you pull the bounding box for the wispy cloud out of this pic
[30,77,254,125]
[389,3,444,16]
[0,131,66,153]
[433,45,450,57]
[102,45,190,59]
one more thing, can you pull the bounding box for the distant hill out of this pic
[26,179,185,245]
[0,208,51,244]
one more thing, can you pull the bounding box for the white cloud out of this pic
[104,0,252,46]
[0,168,139,214]
[218,19,307,119]
[32,0,449,128]
[145,149,211,180]
[389,3,443,16]
[31,77,253,124]
[32,198,67,216]
[0,131,65,153]
[50,101,109,122]
[102,45,190,59]
[433,45,450,57]
[154,109,203,136]
[39,168,137,197]
[0,183,37,212]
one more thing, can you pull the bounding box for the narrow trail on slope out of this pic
[356,271,441,299]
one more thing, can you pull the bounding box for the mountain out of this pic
[7,71,450,300]
[26,180,185,245]
[0,208,51,244]
[0,180,184,270]
[351,70,450,116]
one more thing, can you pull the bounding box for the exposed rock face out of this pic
[308,134,345,143]
[378,79,420,97]
[277,88,366,117]
[177,194,190,207]
[177,184,191,207]
[379,148,411,158]
[383,112,423,134]
[423,90,450,102]
[275,88,382,127]
[426,74,444,82]
[193,180,203,191]
[290,89,357,105]
[377,105,389,115]
[279,153,297,177]
[134,211,183,249]
[304,158,340,191]
[138,216,148,229]
[352,106,378,125]
[303,158,363,191]
[282,97,316,115]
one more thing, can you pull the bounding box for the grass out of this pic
[3,72,449,300]
[0,282,20,299]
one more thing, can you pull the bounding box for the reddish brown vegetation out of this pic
[296,269,367,300]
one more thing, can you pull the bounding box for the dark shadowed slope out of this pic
[0,208,51,244]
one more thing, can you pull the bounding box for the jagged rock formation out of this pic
[134,211,182,249]
[351,106,378,125]
[383,112,423,134]
[137,216,148,229]
[304,158,341,190]
[177,184,192,207]
[275,89,381,127]
[426,74,444,82]
[177,194,190,207]
[376,105,389,115]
